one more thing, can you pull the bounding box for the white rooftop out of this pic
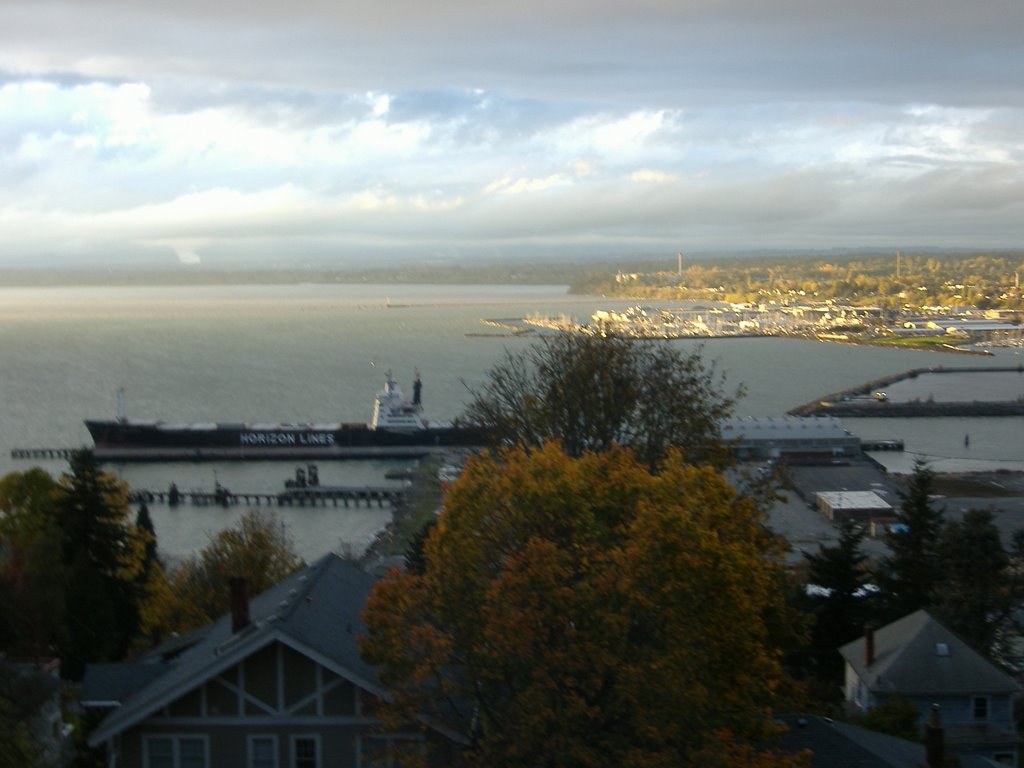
[815,490,892,511]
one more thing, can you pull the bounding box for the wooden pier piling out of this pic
[126,486,404,508]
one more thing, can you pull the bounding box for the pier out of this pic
[10,448,76,460]
[127,485,405,508]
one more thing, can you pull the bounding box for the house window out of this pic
[248,735,278,768]
[973,696,990,721]
[290,735,319,768]
[144,736,207,768]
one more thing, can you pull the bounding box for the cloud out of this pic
[173,246,201,265]
[631,169,678,184]
[0,0,1022,265]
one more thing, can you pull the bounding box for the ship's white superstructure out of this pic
[370,371,425,431]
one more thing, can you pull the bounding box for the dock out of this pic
[10,448,77,460]
[128,485,405,508]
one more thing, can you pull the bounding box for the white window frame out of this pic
[143,734,209,768]
[247,734,279,768]
[289,734,321,768]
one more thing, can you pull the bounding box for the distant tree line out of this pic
[573,251,1024,310]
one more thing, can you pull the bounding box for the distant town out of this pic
[4,250,1022,352]
[513,299,1022,353]
[544,251,1023,351]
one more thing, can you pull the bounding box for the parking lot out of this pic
[763,460,1024,564]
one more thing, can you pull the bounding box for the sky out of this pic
[1,0,1022,269]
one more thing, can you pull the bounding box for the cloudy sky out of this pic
[1,0,1022,268]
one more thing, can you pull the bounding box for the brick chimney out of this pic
[925,704,944,768]
[864,624,875,666]
[230,577,250,633]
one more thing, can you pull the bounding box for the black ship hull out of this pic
[85,420,486,462]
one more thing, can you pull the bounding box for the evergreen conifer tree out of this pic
[875,460,944,621]
[55,449,143,678]
[932,509,1011,655]
[804,519,873,665]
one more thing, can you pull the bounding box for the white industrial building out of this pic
[721,416,861,463]
[816,490,893,522]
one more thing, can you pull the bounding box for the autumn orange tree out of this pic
[360,443,804,768]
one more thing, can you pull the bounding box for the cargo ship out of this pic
[85,372,486,461]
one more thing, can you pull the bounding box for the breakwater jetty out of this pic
[789,365,1024,418]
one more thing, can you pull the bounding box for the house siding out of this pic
[872,691,1015,728]
[120,723,363,768]
[115,642,375,768]
[852,682,1019,763]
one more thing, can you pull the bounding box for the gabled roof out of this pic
[839,610,1021,697]
[88,553,387,746]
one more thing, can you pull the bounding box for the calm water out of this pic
[879,369,1024,403]
[1,284,1021,560]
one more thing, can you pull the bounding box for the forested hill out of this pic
[571,251,1024,310]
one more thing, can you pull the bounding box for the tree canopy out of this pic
[1,453,149,680]
[360,442,802,768]
[930,508,1013,655]
[0,468,64,659]
[801,519,875,665]
[461,332,740,469]
[155,509,305,632]
[56,450,147,679]
[875,460,945,622]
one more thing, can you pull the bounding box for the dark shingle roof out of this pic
[88,553,380,746]
[839,610,1020,697]
[776,715,1005,768]
[776,714,923,767]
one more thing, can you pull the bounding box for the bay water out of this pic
[1,283,1020,561]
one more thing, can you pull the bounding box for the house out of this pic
[839,610,1021,765]
[81,553,464,768]
[775,713,1005,768]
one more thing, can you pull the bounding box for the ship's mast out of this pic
[116,387,126,423]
